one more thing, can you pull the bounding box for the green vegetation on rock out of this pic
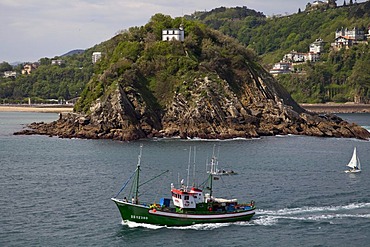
[74,14,259,114]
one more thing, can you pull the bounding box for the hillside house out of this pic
[335,27,365,40]
[283,51,306,63]
[162,25,185,42]
[92,52,102,64]
[332,27,368,50]
[310,38,325,54]
[269,62,292,75]
[305,52,320,62]
[51,59,64,66]
[3,71,17,78]
[333,36,354,49]
[21,63,38,75]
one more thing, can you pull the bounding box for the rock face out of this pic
[15,75,370,141]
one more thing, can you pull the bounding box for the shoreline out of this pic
[300,103,370,114]
[0,103,369,114]
[0,105,74,113]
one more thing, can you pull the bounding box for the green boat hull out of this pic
[111,198,255,226]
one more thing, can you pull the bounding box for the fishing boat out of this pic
[214,169,238,175]
[207,145,238,176]
[345,147,361,173]
[111,145,256,226]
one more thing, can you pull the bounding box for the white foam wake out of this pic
[121,220,253,230]
[253,202,370,226]
[258,202,370,216]
[120,202,370,229]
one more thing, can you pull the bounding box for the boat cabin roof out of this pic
[171,187,203,195]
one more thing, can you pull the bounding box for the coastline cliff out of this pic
[15,15,370,140]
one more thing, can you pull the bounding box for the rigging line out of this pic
[138,170,170,187]
[114,168,137,198]
[220,175,233,199]
[153,170,168,203]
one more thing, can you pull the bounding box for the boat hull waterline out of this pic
[111,198,256,226]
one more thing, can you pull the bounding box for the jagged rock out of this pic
[15,77,370,141]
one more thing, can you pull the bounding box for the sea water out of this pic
[0,112,369,246]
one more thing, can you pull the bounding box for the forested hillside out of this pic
[188,2,370,103]
[0,52,93,104]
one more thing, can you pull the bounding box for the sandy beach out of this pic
[0,105,74,113]
[300,103,370,114]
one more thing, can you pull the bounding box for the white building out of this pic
[305,52,320,62]
[92,52,102,64]
[284,50,306,63]
[335,27,365,41]
[309,38,325,54]
[269,62,293,75]
[3,71,17,78]
[162,25,184,42]
[51,59,64,65]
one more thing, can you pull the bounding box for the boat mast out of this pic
[209,145,217,197]
[135,144,143,203]
[186,146,191,190]
[192,146,197,186]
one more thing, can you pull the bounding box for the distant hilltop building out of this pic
[21,63,39,75]
[162,25,185,42]
[92,52,102,64]
[305,0,337,11]
[51,59,64,66]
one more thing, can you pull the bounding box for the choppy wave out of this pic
[121,202,370,229]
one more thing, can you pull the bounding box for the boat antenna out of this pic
[186,146,192,189]
[192,146,197,186]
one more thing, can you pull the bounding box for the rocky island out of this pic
[15,15,370,141]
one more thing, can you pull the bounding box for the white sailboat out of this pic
[345,147,361,173]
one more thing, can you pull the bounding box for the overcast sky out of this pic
[0,0,366,63]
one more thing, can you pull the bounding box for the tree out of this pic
[0,62,12,73]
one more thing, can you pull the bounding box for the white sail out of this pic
[347,147,359,169]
